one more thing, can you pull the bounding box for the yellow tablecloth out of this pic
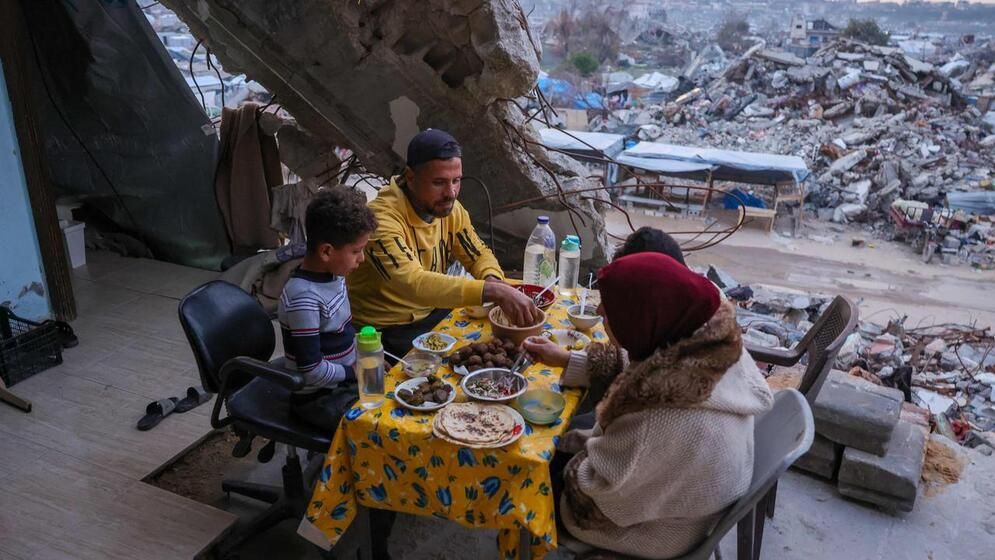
[299,296,606,559]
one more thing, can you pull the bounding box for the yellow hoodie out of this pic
[348,178,504,327]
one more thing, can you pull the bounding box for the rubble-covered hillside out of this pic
[594,39,995,226]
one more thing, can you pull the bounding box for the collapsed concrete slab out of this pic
[812,370,903,456]
[794,434,842,480]
[160,0,611,266]
[838,420,927,512]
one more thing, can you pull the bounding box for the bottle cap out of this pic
[357,326,382,352]
[561,236,580,251]
[537,216,549,224]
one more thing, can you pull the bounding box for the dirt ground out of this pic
[605,209,995,330]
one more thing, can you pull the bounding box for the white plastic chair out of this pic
[559,389,815,560]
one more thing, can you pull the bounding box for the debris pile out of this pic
[704,267,993,511]
[591,38,995,231]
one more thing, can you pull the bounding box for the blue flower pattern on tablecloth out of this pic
[303,297,606,560]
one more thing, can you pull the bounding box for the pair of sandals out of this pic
[137,386,212,431]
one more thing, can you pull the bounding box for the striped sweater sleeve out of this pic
[282,293,351,388]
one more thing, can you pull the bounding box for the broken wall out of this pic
[160,0,611,266]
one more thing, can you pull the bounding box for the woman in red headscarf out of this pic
[523,253,772,559]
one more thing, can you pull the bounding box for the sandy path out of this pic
[605,210,995,328]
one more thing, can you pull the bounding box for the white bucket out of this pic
[61,221,86,269]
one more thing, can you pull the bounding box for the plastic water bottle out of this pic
[523,216,556,286]
[558,235,581,296]
[356,326,385,409]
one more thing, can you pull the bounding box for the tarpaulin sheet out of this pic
[618,141,810,185]
[947,192,995,215]
[24,0,228,269]
[538,128,625,159]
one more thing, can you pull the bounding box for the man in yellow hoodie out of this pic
[348,129,540,358]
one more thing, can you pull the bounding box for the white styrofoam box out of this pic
[61,221,86,269]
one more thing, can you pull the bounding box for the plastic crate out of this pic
[0,307,63,387]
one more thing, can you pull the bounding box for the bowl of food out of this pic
[465,302,495,319]
[395,375,456,411]
[515,389,566,425]
[544,329,591,351]
[412,332,457,354]
[461,368,528,403]
[514,284,556,310]
[488,306,546,346]
[401,351,443,378]
[449,337,521,375]
[566,304,602,331]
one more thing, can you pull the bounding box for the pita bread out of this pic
[435,403,517,445]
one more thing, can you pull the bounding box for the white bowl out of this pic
[544,329,592,351]
[566,304,603,331]
[401,351,443,378]
[461,368,528,403]
[412,332,457,354]
[465,302,495,319]
[394,376,456,411]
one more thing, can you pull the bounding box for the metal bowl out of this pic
[460,368,528,403]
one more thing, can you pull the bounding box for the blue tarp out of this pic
[947,192,995,215]
[537,77,604,109]
[538,128,625,159]
[572,91,604,109]
[538,77,576,100]
[617,142,811,185]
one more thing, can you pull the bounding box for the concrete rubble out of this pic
[159,0,614,266]
[702,267,995,512]
[589,38,995,261]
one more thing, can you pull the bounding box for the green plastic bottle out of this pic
[356,326,384,409]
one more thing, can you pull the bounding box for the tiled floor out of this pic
[0,251,235,560]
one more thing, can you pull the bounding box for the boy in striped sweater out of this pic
[278,188,378,431]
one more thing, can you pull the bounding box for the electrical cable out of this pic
[462,176,496,249]
[189,39,206,111]
[22,6,145,245]
[206,47,225,110]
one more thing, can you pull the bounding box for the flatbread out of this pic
[436,403,516,444]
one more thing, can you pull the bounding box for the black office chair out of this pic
[178,280,338,556]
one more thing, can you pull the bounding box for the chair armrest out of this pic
[745,344,802,367]
[211,356,306,429]
[220,356,306,391]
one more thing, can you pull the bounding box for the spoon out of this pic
[383,350,410,367]
[533,275,561,305]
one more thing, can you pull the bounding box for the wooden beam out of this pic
[0,0,76,321]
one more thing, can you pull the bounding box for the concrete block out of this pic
[793,434,842,479]
[813,370,903,456]
[837,421,928,512]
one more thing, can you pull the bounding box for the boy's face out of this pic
[315,233,370,276]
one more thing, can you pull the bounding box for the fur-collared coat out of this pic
[558,301,774,559]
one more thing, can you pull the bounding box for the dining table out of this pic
[298,293,606,559]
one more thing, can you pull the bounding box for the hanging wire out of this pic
[462,176,496,249]
[206,47,225,109]
[490,85,752,252]
[189,39,207,111]
[23,5,147,245]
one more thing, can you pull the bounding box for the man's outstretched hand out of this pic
[482,281,543,327]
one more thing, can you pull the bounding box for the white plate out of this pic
[412,332,458,354]
[544,329,592,351]
[394,376,457,412]
[432,404,526,448]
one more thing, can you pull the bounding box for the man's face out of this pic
[404,158,462,218]
[317,233,370,276]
